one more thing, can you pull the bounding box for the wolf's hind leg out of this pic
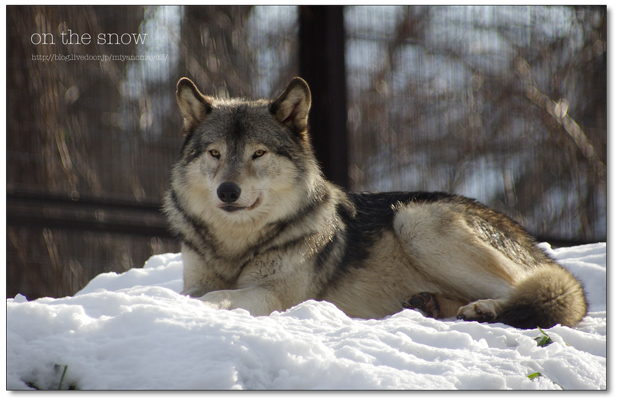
[457,263,588,329]
[403,293,467,319]
[393,202,519,300]
[403,293,441,318]
[456,299,506,323]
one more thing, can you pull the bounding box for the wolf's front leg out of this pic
[180,245,232,298]
[200,287,284,316]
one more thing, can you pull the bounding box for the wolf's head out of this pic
[171,77,322,227]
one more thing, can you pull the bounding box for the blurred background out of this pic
[6,5,606,300]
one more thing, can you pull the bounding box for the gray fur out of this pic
[163,77,588,329]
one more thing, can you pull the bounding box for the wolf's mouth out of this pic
[220,196,261,213]
[220,206,245,213]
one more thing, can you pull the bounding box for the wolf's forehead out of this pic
[197,102,289,145]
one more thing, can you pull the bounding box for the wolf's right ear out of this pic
[176,78,213,131]
[270,77,311,135]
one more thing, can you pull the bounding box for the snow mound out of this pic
[7,243,606,390]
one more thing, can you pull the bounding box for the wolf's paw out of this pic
[199,290,233,310]
[180,286,206,298]
[456,299,502,323]
[403,292,441,319]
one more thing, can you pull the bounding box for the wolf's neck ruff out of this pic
[163,77,587,329]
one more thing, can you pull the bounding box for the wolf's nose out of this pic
[217,182,241,203]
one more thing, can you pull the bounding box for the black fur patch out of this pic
[317,191,475,294]
[230,105,249,141]
[314,233,338,270]
[167,189,219,258]
[328,191,458,277]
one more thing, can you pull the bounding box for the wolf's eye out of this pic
[209,149,220,158]
[253,150,267,159]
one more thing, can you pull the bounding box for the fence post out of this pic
[299,5,349,189]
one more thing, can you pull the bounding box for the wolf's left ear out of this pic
[176,78,213,132]
[270,77,312,135]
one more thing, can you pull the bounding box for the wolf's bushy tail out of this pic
[497,264,588,329]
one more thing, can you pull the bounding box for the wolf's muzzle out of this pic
[217,182,241,203]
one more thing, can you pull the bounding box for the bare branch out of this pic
[515,56,606,183]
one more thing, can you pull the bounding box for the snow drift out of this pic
[6,243,606,390]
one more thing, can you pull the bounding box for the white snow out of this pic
[6,243,606,390]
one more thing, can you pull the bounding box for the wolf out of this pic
[163,77,588,329]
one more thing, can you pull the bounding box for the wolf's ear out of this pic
[176,78,213,131]
[270,77,311,135]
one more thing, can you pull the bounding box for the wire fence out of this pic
[6,5,606,299]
